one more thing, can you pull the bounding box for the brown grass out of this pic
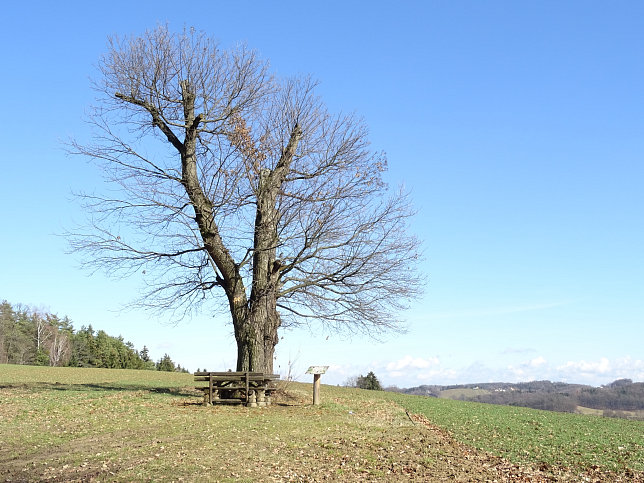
[1,365,642,482]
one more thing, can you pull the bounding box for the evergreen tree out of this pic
[34,348,50,366]
[356,371,383,391]
[0,300,187,372]
[140,345,151,362]
[156,354,175,372]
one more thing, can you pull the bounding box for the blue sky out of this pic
[1,1,642,387]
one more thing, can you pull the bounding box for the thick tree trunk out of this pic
[234,295,279,373]
[235,323,264,372]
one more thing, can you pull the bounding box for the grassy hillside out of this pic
[437,388,491,399]
[1,365,643,481]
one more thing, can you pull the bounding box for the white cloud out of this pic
[558,357,611,375]
[504,356,644,386]
[416,368,458,381]
[320,355,644,389]
[556,357,644,384]
[325,363,359,380]
[386,355,439,371]
[505,357,548,380]
[388,370,405,378]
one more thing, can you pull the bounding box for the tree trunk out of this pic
[234,294,279,373]
[234,168,282,374]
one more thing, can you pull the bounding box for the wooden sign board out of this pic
[306,365,329,375]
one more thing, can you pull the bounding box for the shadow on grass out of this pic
[0,382,308,407]
[0,382,200,398]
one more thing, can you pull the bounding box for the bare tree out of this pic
[32,311,51,354]
[70,26,422,373]
[45,326,71,367]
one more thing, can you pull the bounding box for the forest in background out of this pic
[394,379,644,420]
[0,300,187,372]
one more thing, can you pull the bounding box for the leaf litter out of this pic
[1,367,642,482]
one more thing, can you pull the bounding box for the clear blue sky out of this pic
[1,1,642,387]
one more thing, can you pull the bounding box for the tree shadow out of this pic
[0,382,200,399]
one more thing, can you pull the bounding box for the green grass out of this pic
[389,391,644,473]
[438,388,491,399]
[0,364,190,387]
[1,364,643,481]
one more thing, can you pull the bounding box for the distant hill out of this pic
[391,379,644,420]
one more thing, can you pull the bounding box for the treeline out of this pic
[396,379,644,419]
[0,300,187,372]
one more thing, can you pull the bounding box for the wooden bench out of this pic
[194,371,280,407]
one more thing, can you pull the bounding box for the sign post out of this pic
[306,366,329,405]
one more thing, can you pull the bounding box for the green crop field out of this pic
[437,388,491,399]
[390,392,644,474]
[1,364,642,481]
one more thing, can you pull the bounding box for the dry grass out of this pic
[1,365,642,482]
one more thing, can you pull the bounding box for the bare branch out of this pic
[70,25,423,371]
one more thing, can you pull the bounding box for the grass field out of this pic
[1,365,643,481]
[391,393,644,474]
[437,388,491,399]
[577,405,644,421]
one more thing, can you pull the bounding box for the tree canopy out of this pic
[70,26,422,372]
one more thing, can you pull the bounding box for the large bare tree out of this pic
[70,26,422,373]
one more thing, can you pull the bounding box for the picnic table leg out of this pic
[248,390,257,407]
[209,375,213,405]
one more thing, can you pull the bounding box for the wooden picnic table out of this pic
[194,371,280,407]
